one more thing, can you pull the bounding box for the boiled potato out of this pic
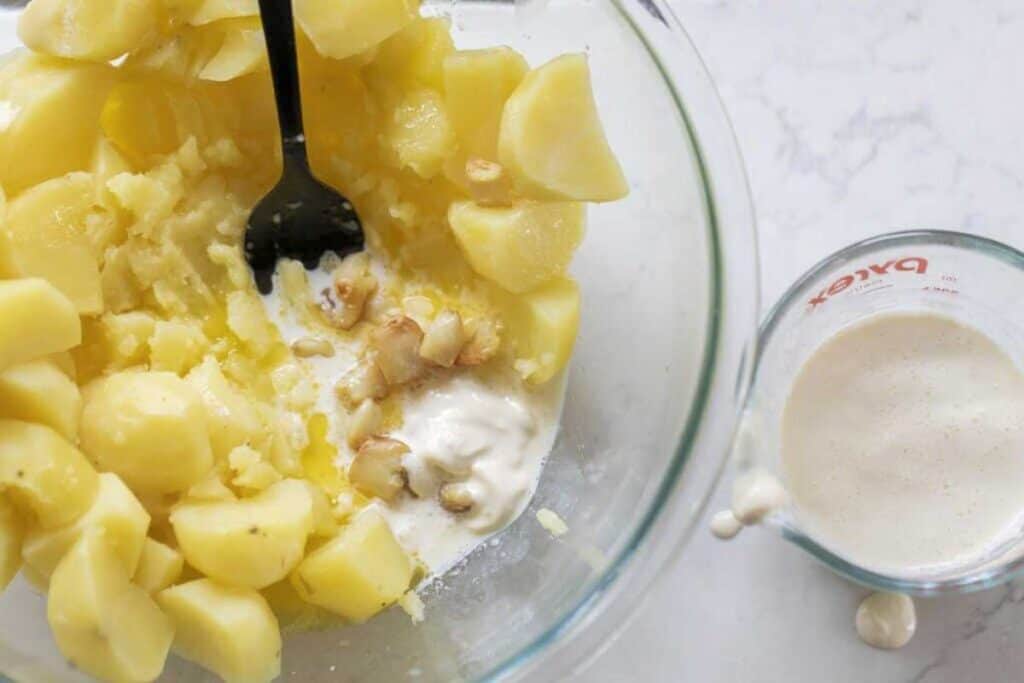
[47,529,174,683]
[386,88,454,179]
[101,80,207,168]
[449,200,585,293]
[0,358,81,439]
[295,0,418,61]
[0,497,23,592]
[367,17,454,92]
[48,351,77,380]
[158,579,281,683]
[291,509,413,622]
[186,356,264,459]
[0,420,98,529]
[23,472,150,579]
[170,478,313,589]
[133,538,184,593]
[445,47,528,162]
[503,277,581,384]
[189,0,257,25]
[19,0,162,62]
[80,371,214,493]
[148,320,209,374]
[6,172,108,314]
[499,54,628,202]
[200,18,268,82]
[0,189,20,280]
[0,279,81,372]
[0,54,114,194]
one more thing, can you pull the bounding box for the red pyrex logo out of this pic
[809,257,928,307]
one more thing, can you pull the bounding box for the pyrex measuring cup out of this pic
[735,230,1024,596]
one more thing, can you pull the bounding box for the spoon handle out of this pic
[258,0,308,164]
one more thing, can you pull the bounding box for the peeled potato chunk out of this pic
[158,579,281,683]
[505,277,581,384]
[0,358,81,440]
[444,47,528,162]
[47,529,174,683]
[498,54,628,202]
[23,472,150,579]
[291,509,413,622]
[189,0,257,25]
[170,479,314,589]
[0,279,81,372]
[449,200,585,294]
[133,538,184,594]
[19,0,161,62]
[80,371,214,494]
[0,497,23,592]
[0,420,98,529]
[186,356,264,460]
[0,189,20,280]
[295,0,418,61]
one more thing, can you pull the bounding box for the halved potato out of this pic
[0,358,81,439]
[80,371,214,494]
[498,54,628,202]
[19,0,161,62]
[291,509,413,622]
[0,420,98,529]
[23,472,149,579]
[47,529,174,683]
[158,578,281,683]
[170,479,314,589]
[449,200,585,293]
[0,279,81,372]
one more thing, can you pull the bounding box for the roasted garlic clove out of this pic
[335,358,389,408]
[438,482,474,513]
[457,317,501,367]
[372,316,428,386]
[317,253,378,330]
[348,436,409,502]
[419,309,466,368]
[290,336,335,358]
[346,399,382,449]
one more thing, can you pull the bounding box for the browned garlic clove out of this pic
[419,309,466,368]
[372,316,428,385]
[348,436,409,502]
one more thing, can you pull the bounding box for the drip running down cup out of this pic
[733,230,1024,596]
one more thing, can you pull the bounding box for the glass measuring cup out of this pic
[735,230,1024,596]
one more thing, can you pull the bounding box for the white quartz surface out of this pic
[581,1,1024,681]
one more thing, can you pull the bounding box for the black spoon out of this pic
[245,0,364,294]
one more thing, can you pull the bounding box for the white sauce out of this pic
[262,259,561,574]
[855,592,916,649]
[731,468,787,526]
[782,312,1024,574]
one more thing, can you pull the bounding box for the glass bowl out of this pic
[737,230,1024,597]
[0,1,759,680]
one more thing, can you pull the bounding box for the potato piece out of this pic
[100,80,206,168]
[445,48,528,162]
[0,420,98,529]
[23,473,149,579]
[186,356,264,460]
[295,0,418,60]
[368,17,454,92]
[148,320,209,375]
[19,0,161,62]
[80,371,214,494]
[387,88,454,178]
[133,538,184,593]
[0,497,23,592]
[0,54,114,194]
[0,279,81,372]
[170,479,314,589]
[200,18,268,82]
[449,200,585,293]
[499,54,628,202]
[47,530,174,683]
[0,358,81,439]
[158,579,281,683]
[300,481,337,538]
[6,172,107,314]
[48,351,77,380]
[0,189,20,280]
[189,0,257,25]
[291,509,413,622]
[505,277,581,384]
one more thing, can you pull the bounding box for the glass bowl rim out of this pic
[753,228,1024,597]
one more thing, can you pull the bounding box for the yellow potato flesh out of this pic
[449,200,585,294]
[47,530,174,683]
[79,371,214,494]
[0,497,23,592]
[158,578,281,683]
[0,278,81,372]
[189,0,257,25]
[499,53,628,202]
[0,188,20,280]
[23,472,150,579]
[6,172,108,314]
[294,0,419,61]
[185,355,264,460]
[291,509,413,622]
[133,538,184,593]
[0,419,97,529]
[170,478,313,589]
[0,358,81,440]
[19,0,161,63]
[504,277,581,384]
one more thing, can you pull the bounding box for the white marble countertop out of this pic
[582,1,1024,681]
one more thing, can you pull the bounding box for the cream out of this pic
[855,592,916,649]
